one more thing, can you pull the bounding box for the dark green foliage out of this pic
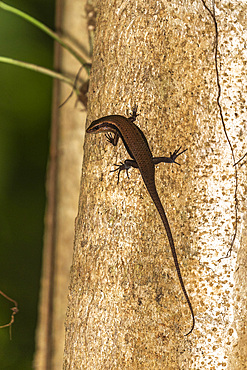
[0,1,54,368]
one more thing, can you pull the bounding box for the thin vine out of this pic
[0,290,19,340]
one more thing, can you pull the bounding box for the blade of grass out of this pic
[0,56,80,93]
[0,1,90,75]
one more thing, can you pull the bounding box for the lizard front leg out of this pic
[105,132,120,146]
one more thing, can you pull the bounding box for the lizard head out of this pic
[86,117,117,135]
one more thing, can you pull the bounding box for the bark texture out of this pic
[64,0,247,369]
[34,0,89,368]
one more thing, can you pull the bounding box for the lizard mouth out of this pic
[86,124,98,133]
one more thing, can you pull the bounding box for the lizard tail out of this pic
[147,185,195,336]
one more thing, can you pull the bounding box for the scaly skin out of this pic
[86,111,194,335]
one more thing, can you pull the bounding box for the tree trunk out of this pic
[63,0,247,368]
[34,0,89,368]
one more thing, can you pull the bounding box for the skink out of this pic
[86,107,194,335]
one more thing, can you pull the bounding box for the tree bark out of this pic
[64,0,247,368]
[34,0,89,369]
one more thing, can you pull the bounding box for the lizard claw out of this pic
[170,147,187,165]
[110,161,131,184]
[128,105,139,122]
[105,133,114,144]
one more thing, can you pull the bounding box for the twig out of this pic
[0,290,19,340]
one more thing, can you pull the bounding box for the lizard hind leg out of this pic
[110,159,137,184]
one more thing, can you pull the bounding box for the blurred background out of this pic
[0,0,54,368]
